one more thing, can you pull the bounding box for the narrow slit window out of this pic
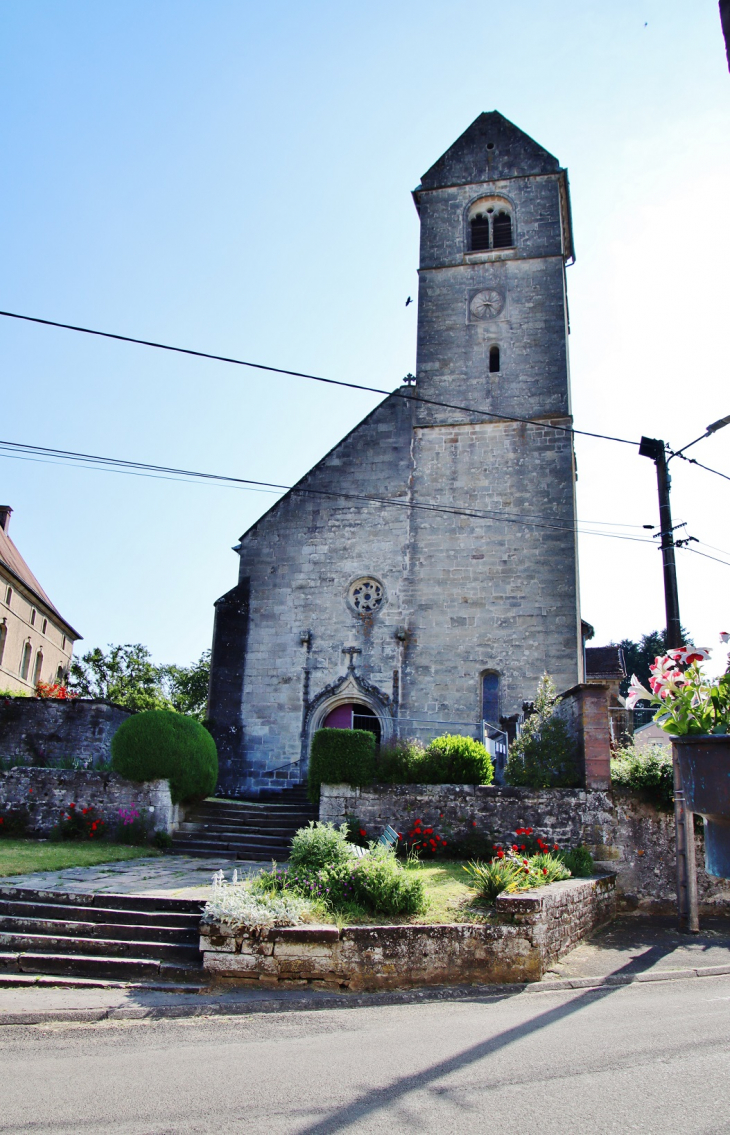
[5,587,12,606]
[489,345,500,373]
[482,672,500,725]
[492,211,513,248]
[30,608,36,627]
[470,214,491,251]
[0,624,6,667]
[33,650,43,686]
[20,641,32,681]
[42,618,48,635]
[56,665,64,683]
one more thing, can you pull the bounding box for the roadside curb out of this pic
[2,963,730,1026]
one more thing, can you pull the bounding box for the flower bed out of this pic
[200,872,616,991]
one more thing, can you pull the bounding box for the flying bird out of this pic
[405,296,413,306]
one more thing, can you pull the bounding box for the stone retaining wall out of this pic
[200,874,616,991]
[0,768,181,836]
[0,698,130,770]
[320,783,730,915]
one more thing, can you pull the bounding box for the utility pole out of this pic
[638,437,682,648]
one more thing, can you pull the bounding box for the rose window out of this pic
[348,577,384,614]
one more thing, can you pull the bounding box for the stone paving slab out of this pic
[542,915,730,981]
[0,856,270,900]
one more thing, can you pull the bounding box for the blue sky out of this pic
[1,0,729,671]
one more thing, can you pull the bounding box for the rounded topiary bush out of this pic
[111,710,218,804]
[308,728,377,803]
[422,733,494,785]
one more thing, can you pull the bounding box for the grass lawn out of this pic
[0,839,162,877]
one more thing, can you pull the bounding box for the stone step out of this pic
[0,915,199,945]
[0,887,203,916]
[169,840,287,860]
[0,898,201,929]
[0,931,199,963]
[185,810,315,825]
[171,836,291,853]
[178,819,305,833]
[0,951,203,983]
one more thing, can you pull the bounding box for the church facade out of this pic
[208,112,583,797]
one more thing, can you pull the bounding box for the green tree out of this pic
[505,673,580,789]
[614,626,693,699]
[161,650,211,721]
[69,644,172,712]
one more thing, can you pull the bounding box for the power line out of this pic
[672,449,730,483]
[0,436,657,545]
[0,309,639,447]
[679,545,730,570]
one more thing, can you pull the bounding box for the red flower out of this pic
[511,844,518,852]
[359,829,367,837]
[526,828,533,835]
[472,821,477,827]
[543,867,548,875]
[520,845,526,851]
[425,827,433,834]
[442,840,447,846]
[497,850,504,859]
[553,844,559,851]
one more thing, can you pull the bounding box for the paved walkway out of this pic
[1,914,729,1026]
[0,855,269,899]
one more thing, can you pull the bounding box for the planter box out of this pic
[673,735,730,878]
[200,873,616,991]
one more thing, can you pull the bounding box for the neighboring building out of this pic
[209,112,583,797]
[0,507,81,694]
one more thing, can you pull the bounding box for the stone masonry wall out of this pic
[200,874,615,991]
[320,783,730,915]
[0,768,180,836]
[0,697,130,770]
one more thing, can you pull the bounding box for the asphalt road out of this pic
[3,976,730,1134]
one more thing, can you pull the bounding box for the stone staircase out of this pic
[0,887,205,988]
[171,787,318,860]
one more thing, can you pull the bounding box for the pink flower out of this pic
[626,674,653,709]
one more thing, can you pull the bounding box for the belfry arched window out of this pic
[468,197,514,252]
[481,672,501,725]
[489,345,500,373]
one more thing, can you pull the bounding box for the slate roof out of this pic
[585,645,626,681]
[0,523,81,639]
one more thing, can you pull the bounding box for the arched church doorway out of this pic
[323,702,381,744]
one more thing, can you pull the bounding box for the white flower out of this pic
[626,674,653,709]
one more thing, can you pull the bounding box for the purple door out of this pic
[323,704,353,729]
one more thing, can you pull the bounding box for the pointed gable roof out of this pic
[416,111,560,191]
[0,523,81,639]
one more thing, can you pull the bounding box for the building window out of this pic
[20,641,32,681]
[30,608,36,627]
[489,345,500,373]
[481,672,500,725]
[492,211,513,248]
[62,635,67,651]
[0,624,6,667]
[42,618,48,635]
[347,576,385,615]
[4,587,11,607]
[467,197,514,252]
[56,664,65,684]
[33,650,43,686]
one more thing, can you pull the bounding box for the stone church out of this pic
[208,112,583,797]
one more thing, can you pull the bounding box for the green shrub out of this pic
[0,806,30,838]
[558,846,594,877]
[348,846,426,916]
[462,858,523,902]
[505,674,580,789]
[376,734,493,786]
[111,709,218,803]
[422,734,494,785]
[610,743,674,811]
[289,821,354,872]
[375,739,427,783]
[153,829,174,850]
[308,728,376,803]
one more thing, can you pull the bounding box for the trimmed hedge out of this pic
[376,735,493,785]
[308,728,376,803]
[111,709,218,804]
